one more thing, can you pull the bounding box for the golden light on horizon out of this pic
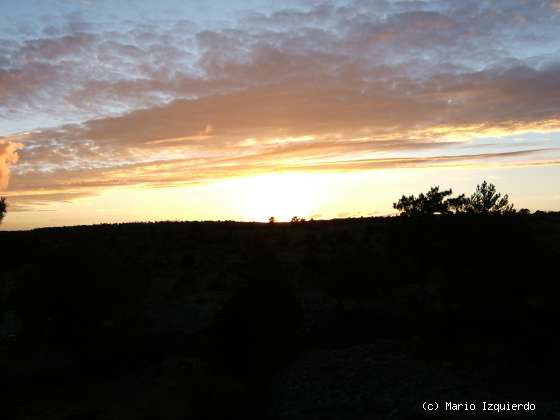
[233,172,316,222]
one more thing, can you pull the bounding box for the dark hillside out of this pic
[1,214,560,418]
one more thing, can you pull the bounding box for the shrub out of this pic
[0,197,6,224]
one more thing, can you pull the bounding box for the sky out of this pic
[1,0,560,229]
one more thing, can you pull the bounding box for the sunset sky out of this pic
[1,0,560,229]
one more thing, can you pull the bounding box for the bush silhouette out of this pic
[0,197,6,224]
[393,186,453,216]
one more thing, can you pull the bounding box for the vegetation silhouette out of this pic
[1,188,560,419]
[463,180,515,214]
[0,197,6,224]
[393,186,454,216]
[212,252,303,380]
[393,180,518,216]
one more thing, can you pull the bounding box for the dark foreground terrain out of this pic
[1,213,560,419]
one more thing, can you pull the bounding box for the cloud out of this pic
[9,57,560,204]
[0,140,22,189]
[7,139,558,206]
[2,0,560,208]
[22,62,560,154]
[2,0,559,121]
[6,191,93,212]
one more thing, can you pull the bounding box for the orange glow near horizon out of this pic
[2,1,560,230]
[4,163,560,231]
[236,173,316,221]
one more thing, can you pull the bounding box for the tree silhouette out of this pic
[464,181,515,214]
[393,186,453,216]
[446,193,469,214]
[0,197,6,225]
[394,181,517,216]
[268,216,276,224]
